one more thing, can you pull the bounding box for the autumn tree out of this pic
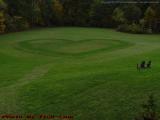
[144,6,156,33]
[52,0,64,25]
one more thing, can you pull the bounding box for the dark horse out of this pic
[147,61,152,68]
[137,61,152,70]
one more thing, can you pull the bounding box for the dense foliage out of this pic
[0,0,160,33]
[0,0,6,33]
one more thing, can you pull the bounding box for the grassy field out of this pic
[0,27,160,120]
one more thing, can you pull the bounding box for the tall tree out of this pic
[0,0,6,33]
[123,4,142,23]
[144,6,156,32]
[40,0,55,26]
[151,4,160,32]
[63,0,94,26]
[31,0,44,26]
[52,0,64,25]
[90,0,115,27]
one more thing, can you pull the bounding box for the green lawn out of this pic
[0,27,160,120]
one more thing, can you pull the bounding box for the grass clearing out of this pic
[0,27,160,120]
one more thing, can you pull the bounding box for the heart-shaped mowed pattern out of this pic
[17,39,131,56]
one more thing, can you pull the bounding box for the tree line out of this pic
[0,0,160,34]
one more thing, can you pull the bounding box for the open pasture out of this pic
[0,27,160,120]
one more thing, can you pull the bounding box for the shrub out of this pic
[135,94,159,120]
[117,23,144,34]
[5,15,29,32]
[128,23,143,34]
[0,0,6,33]
[0,12,5,33]
[117,24,129,32]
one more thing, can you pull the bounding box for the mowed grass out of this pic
[0,27,160,120]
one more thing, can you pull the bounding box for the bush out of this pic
[144,28,153,34]
[0,12,5,33]
[5,15,29,32]
[135,94,159,120]
[117,24,129,32]
[117,23,144,34]
[0,0,6,33]
[128,23,143,34]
